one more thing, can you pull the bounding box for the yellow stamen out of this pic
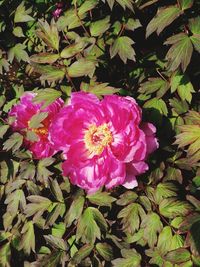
[84,123,113,155]
[28,121,48,138]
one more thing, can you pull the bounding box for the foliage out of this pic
[0,0,200,266]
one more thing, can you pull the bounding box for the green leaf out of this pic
[157,226,173,254]
[14,2,34,23]
[4,189,26,229]
[36,19,59,51]
[188,17,200,34]
[141,212,163,247]
[32,64,65,83]
[170,234,184,250]
[110,36,135,63]
[29,112,48,129]
[60,40,89,58]
[65,195,85,227]
[116,0,134,11]
[52,223,66,238]
[78,0,98,16]
[139,78,170,98]
[33,88,62,109]
[112,249,141,267]
[165,33,193,71]
[125,18,141,31]
[0,58,9,74]
[118,203,145,234]
[37,158,55,186]
[164,248,191,264]
[146,6,181,37]
[144,98,168,116]
[190,34,200,53]
[179,0,193,10]
[87,191,116,207]
[44,235,67,250]
[159,197,192,218]
[96,243,113,261]
[0,242,11,267]
[50,179,64,202]
[3,133,23,152]
[116,191,138,206]
[19,221,35,255]
[155,182,178,204]
[25,195,52,218]
[8,43,29,63]
[68,58,96,78]
[76,207,107,244]
[13,26,25,37]
[90,16,110,37]
[30,53,59,64]
[81,82,120,98]
[169,98,189,115]
[70,244,93,265]
[0,125,9,139]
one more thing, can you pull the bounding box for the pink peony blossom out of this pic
[52,3,63,18]
[50,92,158,194]
[9,92,64,159]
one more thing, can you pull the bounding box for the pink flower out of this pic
[52,3,63,18]
[9,92,64,159]
[50,92,158,194]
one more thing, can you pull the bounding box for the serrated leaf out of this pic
[68,58,96,78]
[76,207,107,244]
[164,248,191,264]
[81,82,120,98]
[159,197,192,218]
[30,53,59,64]
[116,191,138,206]
[50,179,64,202]
[146,6,181,37]
[29,112,48,129]
[52,223,66,238]
[141,212,163,247]
[110,36,135,63]
[3,133,23,152]
[37,158,55,186]
[65,195,85,227]
[14,2,34,23]
[19,221,35,255]
[139,78,170,98]
[25,195,52,218]
[116,0,134,11]
[179,0,193,10]
[155,182,178,203]
[36,19,59,51]
[33,88,62,109]
[0,242,11,267]
[170,234,184,250]
[169,98,189,115]
[8,43,29,63]
[44,235,67,250]
[87,191,116,207]
[60,40,88,59]
[112,249,141,267]
[78,0,98,16]
[125,18,141,31]
[144,98,168,116]
[32,64,65,83]
[96,243,113,261]
[118,203,145,234]
[188,17,200,34]
[4,189,26,229]
[0,125,9,139]
[190,34,200,53]
[70,244,93,265]
[165,33,193,71]
[90,16,110,37]
[157,226,173,254]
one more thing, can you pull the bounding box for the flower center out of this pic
[84,123,113,155]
